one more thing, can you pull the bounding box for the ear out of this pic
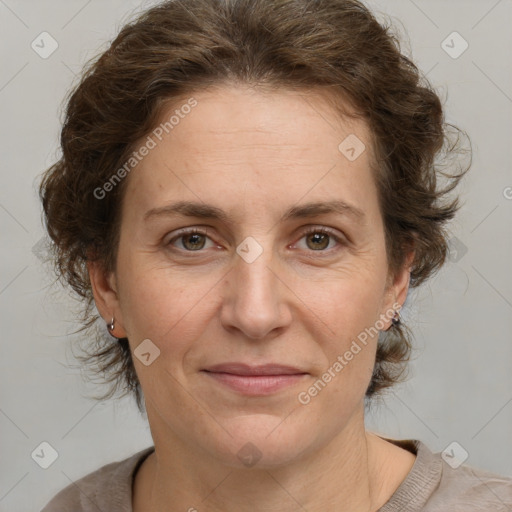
[87,259,127,339]
[381,249,415,329]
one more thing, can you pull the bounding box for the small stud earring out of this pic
[107,316,117,338]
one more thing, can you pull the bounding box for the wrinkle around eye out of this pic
[163,226,352,262]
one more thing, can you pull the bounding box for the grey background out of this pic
[0,0,511,510]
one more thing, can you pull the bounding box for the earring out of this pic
[107,316,117,338]
[391,309,401,326]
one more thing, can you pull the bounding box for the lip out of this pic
[201,363,308,396]
[202,363,307,376]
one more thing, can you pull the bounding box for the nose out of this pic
[219,241,293,340]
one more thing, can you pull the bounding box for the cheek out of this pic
[299,264,386,387]
[117,254,222,356]
[296,282,381,419]
[303,263,386,338]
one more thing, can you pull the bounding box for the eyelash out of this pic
[166,226,346,255]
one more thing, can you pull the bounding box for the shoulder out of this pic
[40,446,155,512]
[425,455,512,511]
[378,438,512,512]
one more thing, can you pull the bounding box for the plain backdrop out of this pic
[0,0,511,510]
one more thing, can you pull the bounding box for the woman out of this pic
[39,0,511,510]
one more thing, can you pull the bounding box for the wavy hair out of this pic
[39,0,470,413]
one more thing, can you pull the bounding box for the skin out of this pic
[89,84,416,512]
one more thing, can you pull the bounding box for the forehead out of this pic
[154,84,367,150]
[121,84,378,223]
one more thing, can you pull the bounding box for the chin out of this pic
[206,416,315,470]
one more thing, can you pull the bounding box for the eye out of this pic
[167,228,215,251]
[294,226,345,252]
[166,226,346,254]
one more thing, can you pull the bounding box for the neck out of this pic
[134,406,411,512]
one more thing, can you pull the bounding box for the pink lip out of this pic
[201,363,308,396]
[203,363,306,375]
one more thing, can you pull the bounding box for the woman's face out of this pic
[92,84,410,468]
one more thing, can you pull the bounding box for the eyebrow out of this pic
[143,199,365,224]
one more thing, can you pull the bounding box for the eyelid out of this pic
[166,225,347,254]
[292,225,347,251]
[172,226,209,237]
[166,227,213,249]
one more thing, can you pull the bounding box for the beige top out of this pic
[41,438,512,511]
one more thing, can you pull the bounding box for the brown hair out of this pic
[38,0,470,413]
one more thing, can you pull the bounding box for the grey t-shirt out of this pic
[41,438,512,511]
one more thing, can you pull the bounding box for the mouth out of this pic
[201,363,309,396]
[203,363,307,376]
